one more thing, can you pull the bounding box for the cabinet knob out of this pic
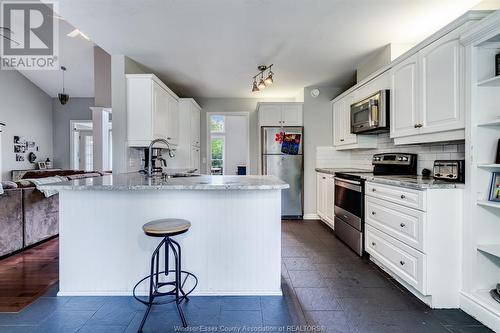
[167,137,171,140]
[371,211,376,215]
[400,223,406,228]
[400,261,405,266]
[372,242,376,246]
[322,177,326,180]
[400,194,406,199]
[372,188,376,192]
[340,139,344,142]
[414,124,418,128]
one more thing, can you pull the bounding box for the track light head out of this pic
[264,72,273,86]
[252,80,260,92]
[258,79,266,90]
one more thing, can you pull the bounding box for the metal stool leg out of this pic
[168,238,188,327]
[170,238,189,301]
[138,238,166,332]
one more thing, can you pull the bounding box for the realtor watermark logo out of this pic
[0,1,59,70]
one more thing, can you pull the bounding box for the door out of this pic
[390,54,420,138]
[326,175,335,224]
[343,95,357,145]
[317,173,327,218]
[152,82,168,141]
[78,131,93,171]
[264,154,303,217]
[166,94,179,145]
[259,104,283,126]
[420,33,463,134]
[190,146,200,171]
[190,105,200,147]
[282,104,302,126]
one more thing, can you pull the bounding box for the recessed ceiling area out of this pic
[52,0,490,98]
[17,18,95,98]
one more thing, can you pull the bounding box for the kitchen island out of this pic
[39,173,288,296]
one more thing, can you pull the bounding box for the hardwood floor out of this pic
[0,238,59,312]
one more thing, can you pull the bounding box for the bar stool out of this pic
[133,218,198,332]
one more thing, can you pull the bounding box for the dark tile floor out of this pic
[0,220,491,332]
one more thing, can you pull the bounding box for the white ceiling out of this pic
[38,0,498,98]
[18,18,95,98]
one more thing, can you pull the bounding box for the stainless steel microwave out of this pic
[351,90,390,134]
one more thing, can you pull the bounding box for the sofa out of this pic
[0,170,105,257]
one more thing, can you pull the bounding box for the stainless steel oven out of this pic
[334,174,364,256]
[351,90,390,134]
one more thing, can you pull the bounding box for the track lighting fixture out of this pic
[251,64,274,92]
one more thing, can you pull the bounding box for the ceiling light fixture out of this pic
[251,64,274,92]
[67,29,90,41]
[58,66,70,105]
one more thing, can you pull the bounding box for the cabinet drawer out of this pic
[365,196,425,251]
[366,182,426,211]
[366,225,426,294]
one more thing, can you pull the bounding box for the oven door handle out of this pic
[334,178,362,192]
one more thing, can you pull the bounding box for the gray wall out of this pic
[195,97,294,175]
[52,97,94,169]
[303,86,343,217]
[0,71,53,180]
[94,46,112,108]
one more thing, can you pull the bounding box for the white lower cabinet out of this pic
[316,172,334,228]
[365,181,463,308]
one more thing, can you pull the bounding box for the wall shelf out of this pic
[478,76,500,87]
[477,119,500,127]
[478,244,500,258]
[477,164,500,169]
[477,201,500,209]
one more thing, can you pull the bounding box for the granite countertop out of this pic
[315,167,464,190]
[38,173,290,191]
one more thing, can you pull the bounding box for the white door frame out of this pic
[69,120,93,170]
[206,112,250,175]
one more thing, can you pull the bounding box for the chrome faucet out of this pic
[146,138,175,177]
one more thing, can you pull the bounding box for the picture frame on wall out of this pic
[488,172,500,202]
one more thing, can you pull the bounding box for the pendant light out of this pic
[58,66,69,105]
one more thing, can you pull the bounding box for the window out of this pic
[209,115,225,175]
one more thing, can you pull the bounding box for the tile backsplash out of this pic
[317,133,465,175]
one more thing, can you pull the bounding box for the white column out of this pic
[91,107,111,172]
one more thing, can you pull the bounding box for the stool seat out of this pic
[142,218,191,237]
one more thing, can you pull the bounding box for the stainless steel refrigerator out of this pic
[261,126,303,218]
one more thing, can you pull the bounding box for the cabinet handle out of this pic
[322,177,326,180]
[414,124,418,128]
[415,124,423,128]
[371,211,376,215]
[400,223,406,228]
[340,139,345,142]
[400,194,406,199]
[167,137,172,140]
[372,242,376,246]
[400,261,405,266]
[372,188,376,192]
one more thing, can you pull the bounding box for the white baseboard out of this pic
[58,290,283,297]
[303,213,320,220]
[460,291,500,332]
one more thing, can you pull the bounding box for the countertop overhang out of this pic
[38,173,290,191]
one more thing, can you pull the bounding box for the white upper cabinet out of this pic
[390,54,420,138]
[390,29,465,142]
[282,104,303,126]
[258,103,303,126]
[419,31,463,134]
[332,93,377,150]
[127,74,179,147]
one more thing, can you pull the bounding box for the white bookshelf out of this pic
[461,10,500,332]
[477,119,500,127]
[477,75,500,87]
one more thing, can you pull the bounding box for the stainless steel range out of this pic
[334,153,417,256]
